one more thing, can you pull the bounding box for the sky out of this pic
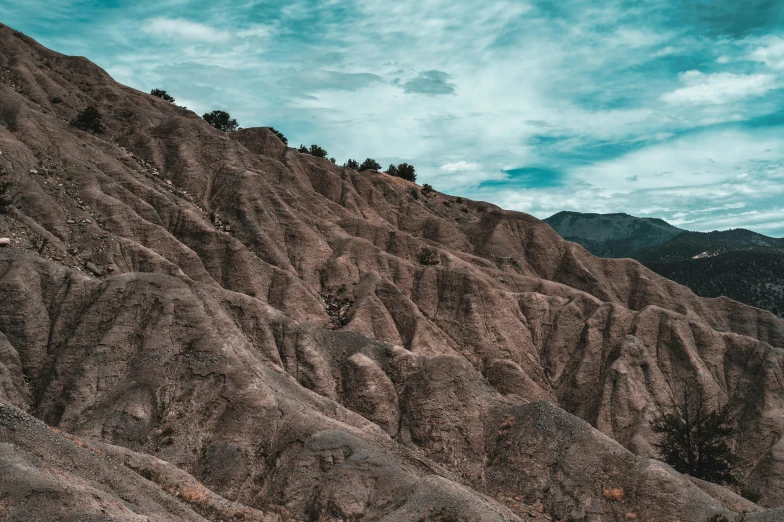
[2,1,784,236]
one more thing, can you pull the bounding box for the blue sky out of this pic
[3,1,784,236]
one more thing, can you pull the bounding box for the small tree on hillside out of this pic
[308,144,328,158]
[396,163,416,182]
[70,106,104,134]
[298,145,309,153]
[343,159,360,170]
[203,110,239,132]
[387,164,398,177]
[359,158,381,171]
[652,384,738,484]
[0,170,12,213]
[150,89,175,103]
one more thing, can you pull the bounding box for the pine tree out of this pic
[652,385,738,484]
[203,110,239,132]
[359,158,381,171]
[150,89,175,103]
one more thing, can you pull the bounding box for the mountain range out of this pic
[546,211,784,317]
[2,24,784,522]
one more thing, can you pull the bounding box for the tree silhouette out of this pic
[652,384,738,484]
[203,110,239,132]
[387,164,398,177]
[308,144,328,158]
[150,89,175,103]
[359,158,381,171]
[343,159,359,170]
[396,163,416,182]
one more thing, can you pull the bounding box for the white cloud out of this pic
[142,18,231,43]
[440,161,480,172]
[749,37,784,70]
[662,70,778,105]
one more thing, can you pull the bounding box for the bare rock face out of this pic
[1,23,784,521]
[341,353,400,435]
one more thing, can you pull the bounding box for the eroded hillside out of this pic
[2,24,784,522]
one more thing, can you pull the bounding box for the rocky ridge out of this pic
[1,24,784,521]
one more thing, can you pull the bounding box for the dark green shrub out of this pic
[50,96,63,104]
[150,89,175,103]
[267,127,287,144]
[740,486,762,503]
[139,468,161,483]
[652,385,738,485]
[344,159,360,170]
[359,158,381,171]
[203,110,239,132]
[455,197,463,204]
[0,170,12,212]
[329,157,336,164]
[71,106,104,134]
[410,188,419,200]
[421,183,434,195]
[387,164,398,176]
[417,248,439,266]
[298,144,328,158]
[396,163,416,182]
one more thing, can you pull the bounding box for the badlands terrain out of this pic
[2,24,784,521]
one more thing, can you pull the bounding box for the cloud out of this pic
[749,36,784,69]
[441,161,480,172]
[278,71,383,94]
[402,70,456,95]
[662,70,778,105]
[142,18,231,43]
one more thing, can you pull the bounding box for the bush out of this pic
[417,248,439,266]
[329,157,336,164]
[387,164,398,177]
[652,384,738,484]
[359,158,381,171]
[396,163,416,182]
[343,159,359,170]
[70,106,104,134]
[202,110,239,132]
[0,170,12,212]
[298,144,328,158]
[410,188,419,200]
[740,486,762,503]
[309,144,328,158]
[267,127,288,145]
[455,197,463,204]
[150,89,175,103]
[50,96,63,104]
[421,183,434,195]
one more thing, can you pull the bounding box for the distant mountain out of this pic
[633,228,784,263]
[544,211,684,258]
[546,212,784,316]
[647,251,784,317]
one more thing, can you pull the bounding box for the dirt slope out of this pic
[2,23,784,521]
